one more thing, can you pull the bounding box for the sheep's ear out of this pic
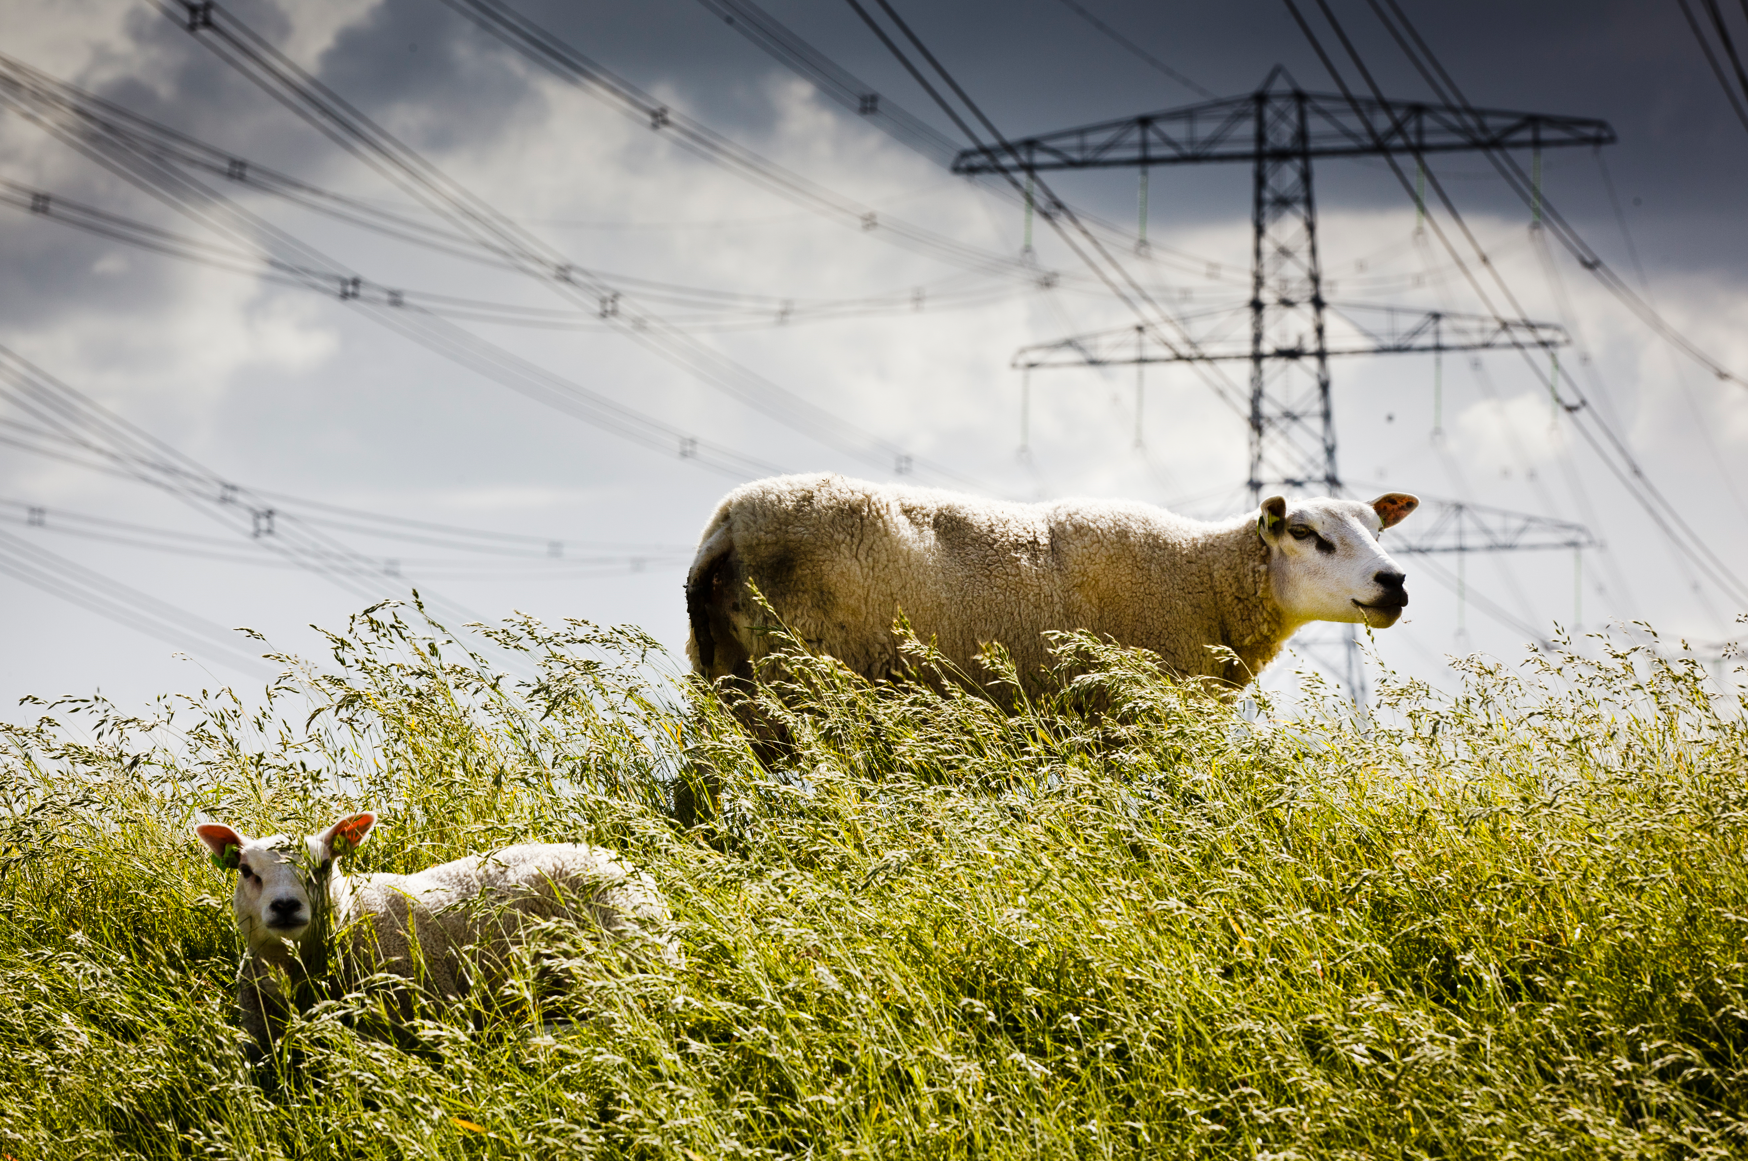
[1257,496,1288,545]
[319,812,376,860]
[1370,492,1420,530]
[194,823,245,871]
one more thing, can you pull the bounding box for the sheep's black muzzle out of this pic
[266,897,307,928]
[1371,569,1408,610]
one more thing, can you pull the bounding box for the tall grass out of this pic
[1,603,1744,1159]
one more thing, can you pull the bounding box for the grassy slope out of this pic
[0,606,1744,1159]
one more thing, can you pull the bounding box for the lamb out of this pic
[685,473,1420,695]
[193,812,676,1060]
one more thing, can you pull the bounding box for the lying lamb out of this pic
[686,473,1419,695]
[194,812,676,1059]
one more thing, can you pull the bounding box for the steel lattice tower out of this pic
[954,69,1612,694]
[1248,80,1337,503]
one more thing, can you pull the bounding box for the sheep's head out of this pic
[1257,493,1419,630]
[193,813,376,964]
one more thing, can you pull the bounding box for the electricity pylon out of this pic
[954,68,1612,696]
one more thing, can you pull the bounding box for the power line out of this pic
[0,348,529,649]
[0,76,791,481]
[843,0,1256,421]
[1322,0,1740,614]
[693,0,963,165]
[1589,149,1748,525]
[0,65,1034,328]
[696,0,1248,282]
[1676,0,1748,136]
[0,498,691,573]
[161,1,987,486]
[0,419,657,566]
[432,0,1252,421]
[1282,0,1748,610]
[6,25,972,488]
[431,0,1041,284]
[1355,0,1748,609]
[1044,0,1217,99]
[1368,0,1748,391]
[0,178,1026,332]
[422,0,1270,468]
[1705,0,1748,108]
[483,0,1253,348]
[0,525,271,675]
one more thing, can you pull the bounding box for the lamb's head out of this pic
[1258,493,1419,630]
[194,813,376,963]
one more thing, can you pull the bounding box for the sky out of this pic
[1,0,1745,714]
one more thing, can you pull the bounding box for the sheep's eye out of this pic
[1289,527,1315,540]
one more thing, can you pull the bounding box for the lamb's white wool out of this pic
[685,473,1418,693]
[193,813,676,1056]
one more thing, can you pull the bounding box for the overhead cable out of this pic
[839,0,1253,419]
[1044,0,1217,99]
[1349,0,1748,605]
[1368,0,1748,390]
[0,347,526,645]
[432,0,1040,284]
[46,15,975,486]
[0,73,788,480]
[695,0,1234,273]
[1,177,1023,332]
[1675,0,1748,136]
[443,0,1258,422]
[1283,0,1748,609]
[0,498,690,574]
[693,0,962,165]
[0,525,271,675]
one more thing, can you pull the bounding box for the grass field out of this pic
[1,604,1745,1159]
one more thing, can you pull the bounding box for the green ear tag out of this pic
[211,844,240,871]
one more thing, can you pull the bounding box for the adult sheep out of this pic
[193,812,676,1062]
[685,473,1419,695]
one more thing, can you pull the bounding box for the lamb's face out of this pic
[193,813,376,961]
[1258,493,1419,629]
[241,836,327,954]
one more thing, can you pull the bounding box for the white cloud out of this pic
[0,0,1743,709]
[1452,391,1568,474]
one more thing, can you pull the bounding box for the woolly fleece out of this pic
[233,841,674,1053]
[686,472,1288,695]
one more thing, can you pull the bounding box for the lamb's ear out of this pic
[194,823,245,871]
[1370,492,1420,530]
[1257,496,1288,545]
[318,812,376,860]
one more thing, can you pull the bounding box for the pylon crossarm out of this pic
[1327,304,1568,354]
[1383,497,1597,554]
[1014,305,1567,368]
[953,86,1615,175]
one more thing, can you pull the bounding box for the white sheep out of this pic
[193,812,676,1058]
[685,473,1419,694]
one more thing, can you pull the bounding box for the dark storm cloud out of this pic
[316,0,548,155]
[486,0,1748,275]
[0,0,1737,375]
[0,0,547,341]
[88,2,319,169]
[15,0,1746,284]
[0,4,296,328]
[1,0,1741,707]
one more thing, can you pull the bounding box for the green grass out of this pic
[1,603,1745,1159]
